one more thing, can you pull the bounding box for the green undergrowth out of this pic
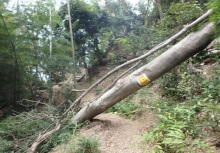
[59,135,100,153]
[106,87,154,119]
[207,0,220,37]
[0,105,101,153]
[106,98,141,119]
[143,64,220,152]
[144,100,218,153]
[0,106,86,153]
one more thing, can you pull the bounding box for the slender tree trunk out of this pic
[33,41,39,79]
[156,0,163,20]
[49,4,53,105]
[26,68,34,97]
[15,0,20,104]
[67,0,76,88]
[73,23,214,122]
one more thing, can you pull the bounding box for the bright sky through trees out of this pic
[9,0,141,10]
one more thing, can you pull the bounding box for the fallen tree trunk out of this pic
[28,12,212,152]
[73,23,214,122]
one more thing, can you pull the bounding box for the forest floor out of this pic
[52,110,156,153]
[79,112,156,153]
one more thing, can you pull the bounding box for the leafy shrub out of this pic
[0,136,12,153]
[159,68,182,98]
[144,100,216,153]
[159,60,205,100]
[175,71,204,100]
[165,1,203,27]
[95,86,102,95]
[106,97,141,119]
[56,135,100,153]
[144,65,220,152]
[207,0,220,37]
[200,67,220,132]
[202,67,220,102]
[149,1,203,48]
[75,136,100,153]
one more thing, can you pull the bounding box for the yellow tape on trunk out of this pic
[137,74,150,86]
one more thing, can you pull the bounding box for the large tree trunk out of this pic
[73,23,214,122]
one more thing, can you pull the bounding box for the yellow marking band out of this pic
[137,74,150,86]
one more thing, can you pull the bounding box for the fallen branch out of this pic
[27,123,61,153]
[71,89,87,92]
[17,99,50,107]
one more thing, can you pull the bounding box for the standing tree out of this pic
[59,0,109,68]
[67,0,76,88]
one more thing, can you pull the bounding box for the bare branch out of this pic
[17,99,50,107]
[27,124,61,153]
[71,89,87,92]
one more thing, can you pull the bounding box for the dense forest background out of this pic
[0,0,219,152]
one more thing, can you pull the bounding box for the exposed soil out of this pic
[79,112,156,153]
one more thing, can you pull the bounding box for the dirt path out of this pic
[78,76,157,153]
[79,112,156,153]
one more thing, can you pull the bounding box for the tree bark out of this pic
[49,5,53,105]
[73,23,214,122]
[156,0,163,20]
[67,0,76,89]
